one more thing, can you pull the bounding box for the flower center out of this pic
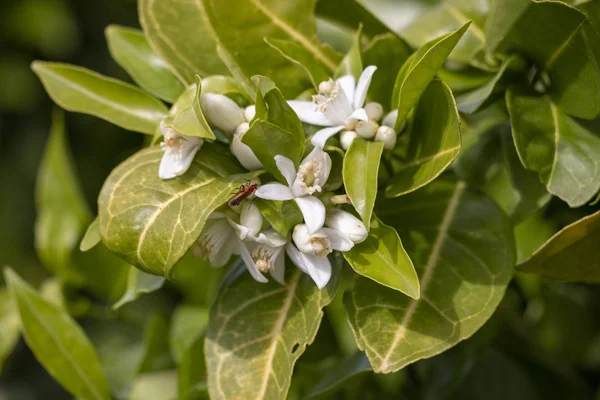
[313,79,342,113]
[161,133,186,159]
[252,247,274,272]
[309,237,332,257]
[297,159,323,194]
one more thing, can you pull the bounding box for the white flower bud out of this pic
[318,79,335,94]
[244,105,256,122]
[200,93,244,133]
[325,209,368,244]
[230,124,264,171]
[355,120,378,139]
[293,224,332,257]
[340,130,358,151]
[375,126,397,150]
[382,109,398,129]
[364,102,383,121]
[239,203,262,237]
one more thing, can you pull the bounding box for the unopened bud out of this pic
[364,102,383,121]
[331,194,352,205]
[244,105,256,122]
[340,130,358,151]
[375,126,397,150]
[318,79,335,94]
[200,93,244,133]
[355,120,378,139]
[325,209,368,244]
[230,124,264,170]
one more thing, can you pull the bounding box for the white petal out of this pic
[287,100,333,126]
[231,130,264,171]
[298,252,332,289]
[292,224,313,254]
[336,75,356,104]
[236,241,268,283]
[353,66,377,110]
[310,125,345,148]
[240,203,262,237]
[294,196,326,234]
[269,249,286,284]
[321,227,354,252]
[286,243,308,274]
[200,93,244,133]
[323,89,353,125]
[274,155,297,187]
[210,239,236,267]
[256,229,288,247]
[158,138,202,180]
[325,209,368,243]
[227,218,253,240]
[340,130,358,151]
[348,108,368,122]
[382,109,398,128]
[244,105,256,122]
[255,183,294,201]
[315,148,332,188]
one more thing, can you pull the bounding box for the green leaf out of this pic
[138,0,229,84]
[349,179,514,373]
[242,77,305,180]
[315,0,392,39]
[344,217,419,299]
[343,138,384,230]
[130,370,178,400]
[386,79,461,197]
[265,37,332,89]
[0,288,20,373]
[169,305,209,364]
[138,313,174,373]
[401,0,488,65]
[178,335,208,400]
[205,264,341,400]
[335,25,363,80]
[162,76,215,139]
[362,33,411,107]
[456,55,519,114]
[201,75,253,105]
[392,22,470,130]
[506,90,600,207]
[487,0,600,119]
[4,268,112,400]
[32,62,168,134]
[105,25,185,103]
[203,0,340,97]
[98,144,257,276]
[254,199,302,238]
[518,209,600,283]
[80,217,100,252]
[35,109,91,276]
[113,267,165,310]
[305,352,372,399]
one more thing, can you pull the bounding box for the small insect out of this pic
[228,181,258,207]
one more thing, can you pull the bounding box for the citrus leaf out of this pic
[305,352,372,399]
[113,267,165,310]
[80,218,101,252]
[0,288,20,373]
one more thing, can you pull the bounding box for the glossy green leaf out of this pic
[4,268,111,400]
[80,218,100,252]
[216,45,257,99]
[254,199,302,238]
[401,0,488,65]
[98,144,257,276]
[438,66,495,92]
[205,264,340,400]
[162,76,215,139]
[130,370,178,400]
[506,90,600,207]
[343,138,384,230]
[315,0,392,39]
[169,305,209,364]
[363,33,411,107]
[35,109,91,276]
[265,37,331,89]
[487,0,600,119]
[386,80,461,197]
[243,77,305,181]
[344,217,419,298]
[335,25,363,80]
[204,0,340,97]
[305,352,372,399]
[518,209,600,283]
[105,25,185,103]
[456,55,519,114]
[32,62,168,134]
[138,0,229,84]
[514,214,556,264]
[392,22,469,130]
[349,180,514,373]
[0,288,20,373]
[113,267,165,310]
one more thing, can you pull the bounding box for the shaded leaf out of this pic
[343,138,383,230]
[130,370,178,400]
[506,90,600,207]
[4,268,111,400]
[113,267,165,310]
[179,335,209,400]
[80,217,100,252]
[32,62,168,134]
[105,25,185,102]
[349,179,514,373]
[315,0,392,39]
[305,352,372,399]
[0,288,20,373]
[344,217,419,298]
[169,305,209,364]
[138,313,174,373]
[386,79,461,197]
[335,25,363,80]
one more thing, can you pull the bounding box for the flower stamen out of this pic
[309,237,332,257]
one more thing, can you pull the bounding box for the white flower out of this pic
[230,122,264,170]
[325,209,368,243]
[288,66,378,148]
[254,147,331,234]
[200,93,245,133]
[159,122,203,180]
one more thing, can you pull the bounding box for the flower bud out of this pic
[293,224,332,257]
[355,120,378,139]
[244,105,256,122]
[382,109,398,129]
[364,102,383,121]
[318,79,335,94]
[239,203,262,238]
[200,93,244,133]
[375,126,397,150]
[325,209,368,243]
[230,123,264,170]
[340,130,358,151]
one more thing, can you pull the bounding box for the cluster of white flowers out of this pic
[157,67,397,288]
